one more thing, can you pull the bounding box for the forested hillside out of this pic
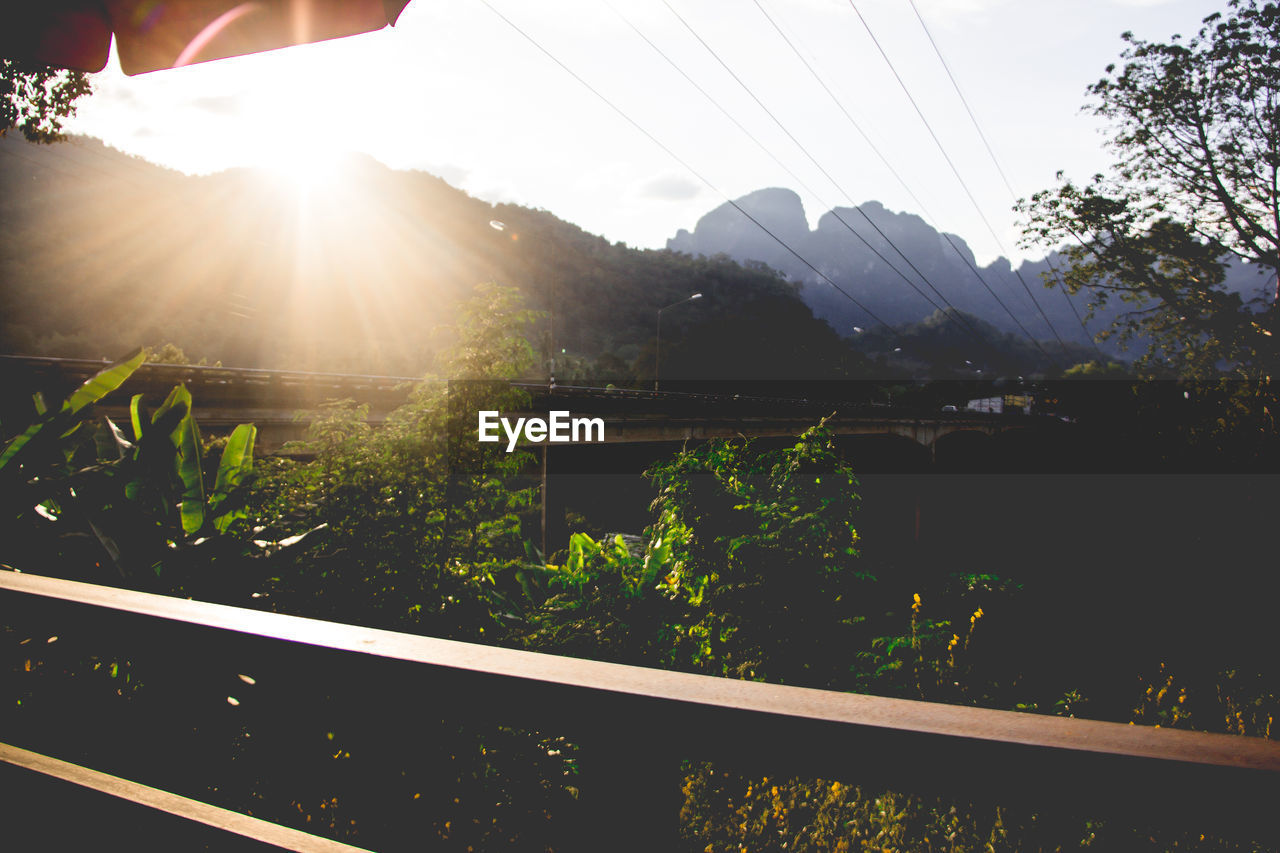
[0,135,859,380]
[2,135,1080,381]
[669,187,1274,360]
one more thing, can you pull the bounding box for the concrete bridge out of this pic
[1,357,1061,457]
[0,356,419,454]
[1,357,1077,556]
[508,382,1051,453]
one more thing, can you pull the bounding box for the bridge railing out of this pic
[3,568,1279,851]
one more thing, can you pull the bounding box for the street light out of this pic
[655,292,702,391]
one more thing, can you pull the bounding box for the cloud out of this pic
[188,94,243,116]
[468,178,522,206]
[424,162,471,188]
[638,175,702,201]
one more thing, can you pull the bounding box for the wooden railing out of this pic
[3,569,1279,850]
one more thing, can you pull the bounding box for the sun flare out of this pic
[247,78,351,192]
[256,138,347,191]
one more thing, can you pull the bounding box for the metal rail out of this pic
[0,742,373,852]
[3,354,1022,417]
[4,568,1280,847]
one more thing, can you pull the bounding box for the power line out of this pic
[844,0,1069,362]
[605,1,951,323]
[625,0,1027,370]
[742,1,1036,366]
[742,0,1057,366]
[905,0,1105,361]
[475,0,897,335]
[673,0,1041,367]
[660,0,1046,365]
[904,0,1017,201]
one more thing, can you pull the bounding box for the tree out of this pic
[1020,0,1279,379]
[1,58,92,142]
[250,283,541,635]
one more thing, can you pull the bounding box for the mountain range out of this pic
[6,134,1254,380]
[668,187,1273,359]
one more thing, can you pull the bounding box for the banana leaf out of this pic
[210,424,256,533]
[173,389,206,536]
[0,347,144,471]
[129,394,146,441]
[66,348,145,416]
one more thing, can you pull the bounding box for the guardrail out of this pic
[4,569,1279,850]
[2,355,1031,417]
[0,354,423,389]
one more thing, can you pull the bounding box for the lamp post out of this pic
[655,292,702,391]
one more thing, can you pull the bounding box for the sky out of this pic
[65,0,1235,267]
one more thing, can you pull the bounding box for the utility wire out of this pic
[739,0,1029,367]
[845,0,1069,362]
[905,0,1016,201]
[475,0,897,335]
[659,0,946,316]
[605,1,953,323]
[618,0,1025,371]
[744,0,1056,367]
[906,0,1105,361]
[661,0,1040,364]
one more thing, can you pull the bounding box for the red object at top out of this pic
[0,0,412,76]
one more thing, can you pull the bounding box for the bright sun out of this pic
[257,138,347,191]
[264,147,345,192]
[251,87,349,192]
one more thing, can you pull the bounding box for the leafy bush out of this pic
[0,348,297,593]
[248,283,543,636]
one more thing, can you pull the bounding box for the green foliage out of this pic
[5,287,1274,847]
[210,424,256,533]
[643,422,869,682]
[523,421,1024,704]
[250,284,542,634]
[0,347,144,473]
[0,146,871,381]
[1020,0,1280,379]
[556,532,658,599]
[680,768,1028,852]
[143,343,192,365]
[854,308,1094,378]
[518,423,875,680]
[677,760,1270,851]
[0,347,291,590]
[0,58,93,143]
[1063,359,1131,378]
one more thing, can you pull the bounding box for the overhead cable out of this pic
[476,0,897,335]
[605,1,952,322]
[906,0,1104,360]
[845,0,1069,362]
[744,0,1057,365]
